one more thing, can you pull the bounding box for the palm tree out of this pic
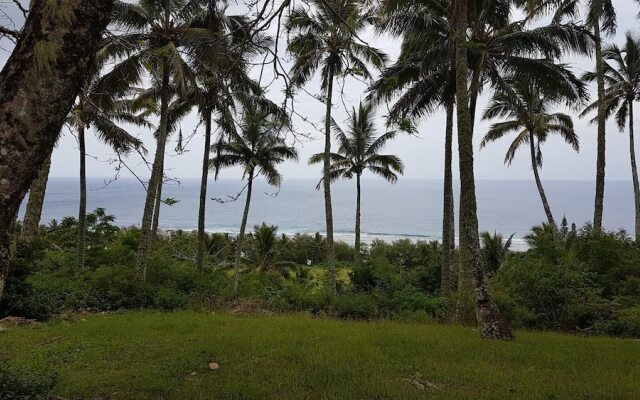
[189,4,275,271]
[583,33,640,240]
[285,0,387,291]
[480,231,514,276]
[452,0,513,340]
[481,77,581,230]
[251,223,279,270]
[21,152,53,242]
[582,0,616,233]
[530,0,616,231]
[370,0,456,293]
[107,0,214,280]
[309,102,404,267]
[68,66,147,269]
[211,111,298,293]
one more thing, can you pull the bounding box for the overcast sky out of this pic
[2,0,640,182]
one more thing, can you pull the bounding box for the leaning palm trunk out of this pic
[529,132,556,229]
[628,103,640,241]
[21,153,52,241]
[593,20,607,233]
[441,100,454,294]
[234,173,254,294]
[136,60,171,281]
[323,66,337,291]
[78,124,87,268]
[453,0,513,339]
[354,173,362,267]
[197,112,213,271]
[0,0,114,302]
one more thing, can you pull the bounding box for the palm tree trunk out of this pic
[136,59,171,281]
[593,19,606,233]
[453,0,513,339]
[442,99,454,294]
[234,172,254,294]
[77,124,87,268]
[529,132,556,229]
[468,56,484,133]
[629,102,640,241]
[324,65,336,291]
[354,173,361,267]
[21,152,52,241]
[0,0,114,302]
[197,111,213,270]
[151,160,164,237]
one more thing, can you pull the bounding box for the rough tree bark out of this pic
[441,100,454,294]
[151,159,164,237]
[0,0,114,301]
[453,0,513,339]
[21,152,52,241]
[529,132,556,229]
[136,59,171,281]
[628,102,640,241]
[78,123,87,268]
[593,19,606,233]
[234,171,254,294]
[354,173,361,268]
[197,111,213,271]
[323,65,336,291]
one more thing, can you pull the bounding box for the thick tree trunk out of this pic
[354,173,361,267]
[197,111,212,270]
[324,66,336,291]
[593,20,606,233]
[529,132,556,229]
[136,59,171,281]
[453,0,513,339]
[21,152,52,241]
[234,173,253,294]
[442,100,454,294]
[629,103,640,241]
[0,0,114,301]
[78,124,87,268]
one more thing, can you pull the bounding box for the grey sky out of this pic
[2,0,640,182]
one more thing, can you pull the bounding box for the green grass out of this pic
[1,312,639,399]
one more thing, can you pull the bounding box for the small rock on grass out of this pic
[208,362,220,370]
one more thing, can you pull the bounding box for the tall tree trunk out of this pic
[78,124,87,268]
[151,160,164,237]
[593,19,606,232]
[629,102,640,241]
[21,152,52,241]
[197,111,213,270]
[136,59,171,281]
[529,132,556,229]
[0,0,114,301]
[234,173,253,294]
[442,100,454,294]
[354,173,361,267]
[453,0,513,339]
[468,56,484,133]
[323,65,336,291]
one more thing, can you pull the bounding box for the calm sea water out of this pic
[18,178,636,249]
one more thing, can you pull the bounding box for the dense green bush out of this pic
[5,211,640,337]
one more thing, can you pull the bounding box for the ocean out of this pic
[18,178,636,250]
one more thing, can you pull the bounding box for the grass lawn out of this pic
[1,311,639,399]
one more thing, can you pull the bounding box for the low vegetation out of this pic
[2,210,640,339]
